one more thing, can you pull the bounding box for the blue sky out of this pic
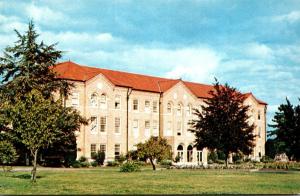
[1,0,300,129]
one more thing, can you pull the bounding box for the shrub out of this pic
[80,161,90,168]
[208,160,214,164]
[235,160,242,164]
[91,161,98,167]
[233,151,244,163]
[0,141,18,172]
[208,151,218,163]
[216,159,225,164]
[160,159,172,168]
[117,154,127,164]
[174,155,180,163]
[120,161,140,172]
[78,156,87,162]
[261,155,274,163]
[71,160,81,168]
[217,151,226,160]
[107,161,119,167]
[91,151,105,166]
[126,150,139,161]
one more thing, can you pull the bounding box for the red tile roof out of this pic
[53,61,267,105]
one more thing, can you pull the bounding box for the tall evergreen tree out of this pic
[269,98,300,160]
[0,21,70,101]
[0,21,87,181]
[189,80,255,167]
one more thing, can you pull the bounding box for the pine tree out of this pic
[189,80,255,167]
[269,98,300,160]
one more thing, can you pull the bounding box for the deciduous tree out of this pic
[0,21,87,182]
[137,136,172,170]
[189,80,255,167]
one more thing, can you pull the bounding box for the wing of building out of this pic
[53,61,267,164]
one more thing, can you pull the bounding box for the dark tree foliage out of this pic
[269,98,300,160]
[189,80,255,167]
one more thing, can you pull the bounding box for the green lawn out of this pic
[1,167,300,194]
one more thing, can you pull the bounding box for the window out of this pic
[145,120,150,137]
[133,99,138,111]
[115,95,121,109]
[165,121,172,136]
[90,117,97,133]
[100,117,106,132]
[71,92,79,106]
[153,101,158,113]
[115,144,120,160]
[153,120,158,136]
[91,144,96,157]
[100,94,107,108]
[177,104,182,115]
[258,127,261,138]
[90,93,98,107]
[187,104,192,115]
[177,121,182,136]
[145,100,150,112]
[167,102,172,113]
[258,110,261,120]
[187,145,193,162]
[145,120,150,129]
[100,144,106,153]
[115,117,121,133]
[197,147,203,163]
[133,119,139,138]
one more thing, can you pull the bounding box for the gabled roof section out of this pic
[53,61,267,105]
[244,92,267,105]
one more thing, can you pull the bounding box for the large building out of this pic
[54,61,267,164]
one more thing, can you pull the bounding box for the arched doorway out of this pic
[187,145,193,162]
[177,145,184,162]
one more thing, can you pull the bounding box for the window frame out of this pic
[100,116,106,133]
[133,99,139,111]
[115,95,121,109]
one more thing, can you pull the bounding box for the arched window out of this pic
[167,102,172,113]
[100,93,107,108]
[187,145,193,162]
[90,93,98,107]
[177,145,184,162]
[186,104,192,115]
[177,103,182,116]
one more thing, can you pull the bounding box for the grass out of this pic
[0,167,300,194]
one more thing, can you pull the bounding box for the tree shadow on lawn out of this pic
[11,174,43,179]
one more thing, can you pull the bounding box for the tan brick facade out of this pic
[58,62,267,164]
